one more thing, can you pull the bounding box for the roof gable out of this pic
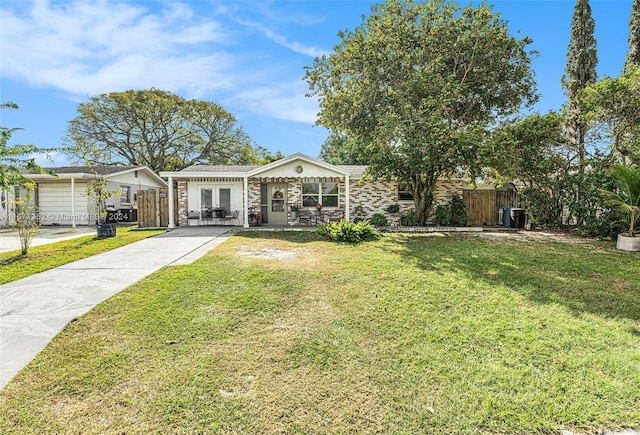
[248,153,351,178]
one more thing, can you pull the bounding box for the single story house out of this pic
[0,166,167,227]
[160,153,469,228]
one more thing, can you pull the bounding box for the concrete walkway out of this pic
[0,226,233,389]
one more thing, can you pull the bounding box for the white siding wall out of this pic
[106,170,166,210]
[187,181,244,225]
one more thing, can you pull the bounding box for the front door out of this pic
[267,183,287,225]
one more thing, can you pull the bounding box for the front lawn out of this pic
[0,226,165,285]
[0,232,638,434]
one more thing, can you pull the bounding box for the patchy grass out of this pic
[0,226,165,285]
[0,231,639,434]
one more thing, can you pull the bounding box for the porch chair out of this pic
[221,210,240,225]
[298,210,313,226]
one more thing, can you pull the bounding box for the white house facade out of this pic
[160,153,468,229]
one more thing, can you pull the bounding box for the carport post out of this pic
[243,176,249,228]
[167,176,175,229]
[71,177,76,228]
[345,174,350,221]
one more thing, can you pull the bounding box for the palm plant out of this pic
[599,165,640,237]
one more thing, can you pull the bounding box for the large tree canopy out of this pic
[580,64,640,166]
[304,0,537,224]
[626,0,640,68]
[64,89,274,172]
[319,133,369,165]
[1,102,54,189]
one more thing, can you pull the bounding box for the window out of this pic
[120,186,131,205]
[398,184,413,201]
[302,182,338,208]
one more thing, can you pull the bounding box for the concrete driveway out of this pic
[0,226,96,253]
[0,226,233,389]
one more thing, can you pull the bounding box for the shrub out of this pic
[370,213,388,226]
[435,205,451,226]
[316,220,380,243]
[435,195,468,226]
[385,204,400,214]
[449,194,468,226]
[400,209,418,226]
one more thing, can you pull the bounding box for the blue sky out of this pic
[0,0,634,167]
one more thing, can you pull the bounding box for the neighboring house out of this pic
[0,166,167,227]
[160,153,468,228]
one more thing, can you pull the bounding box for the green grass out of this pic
[0,226,165,285]
[0,231,639,434]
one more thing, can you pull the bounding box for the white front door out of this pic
[268,183,287,225]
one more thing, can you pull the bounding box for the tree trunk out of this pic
[410,175,437,225]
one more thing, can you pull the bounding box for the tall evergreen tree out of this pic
[562,0,597,222]
[626,0,640,68]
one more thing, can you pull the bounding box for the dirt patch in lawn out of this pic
[238,246,301,261]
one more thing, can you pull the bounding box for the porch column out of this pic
[345,174,350,221]
[167,176,175,228]
[70,177,76,228]
[243,176,249,228]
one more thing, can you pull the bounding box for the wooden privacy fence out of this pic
[463,188,522,226]
[137,188,178,228]
[463,190,497,226]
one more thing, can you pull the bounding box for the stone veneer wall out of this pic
[349,178,467,223]
[177,180,188,226]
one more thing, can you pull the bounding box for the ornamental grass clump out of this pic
[317,219,380,243]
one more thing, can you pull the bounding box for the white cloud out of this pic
[0,0,326,126]
[29,151,70,168]
[233,81,319,125]
[237,19,328,58]
[1,0,234,97]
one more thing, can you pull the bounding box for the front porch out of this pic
[160,154,353,229]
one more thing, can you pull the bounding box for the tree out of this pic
[1,102,54,189]
[11,186,40,255]
[580,64,640,166]
[486,112,570,226]
[319,133,369,165]
[305,0,536,224]
[562,0,598,177]
[626,0,640,68]
[64,89,274,172]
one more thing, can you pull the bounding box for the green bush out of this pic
[435,195,468,226]
[317,220,380,243]
[385,204,400,214]
[400,209,418,226]
[435,205,451,226]
[370,213,388,226]
[449,194,468,226]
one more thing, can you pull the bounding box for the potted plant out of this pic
[599,165,640,251]
[289,203,299,219]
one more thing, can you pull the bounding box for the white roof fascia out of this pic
[106,166,168,187]
[247,153,351,177]
[159,171,249,179]
[27,173,96,180]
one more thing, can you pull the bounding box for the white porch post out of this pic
[243,176,249,228]
[167,176,175,229]
[71,177,76,228]
[345,174,350,221]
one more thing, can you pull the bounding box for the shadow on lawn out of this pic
[388,234,640,322]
